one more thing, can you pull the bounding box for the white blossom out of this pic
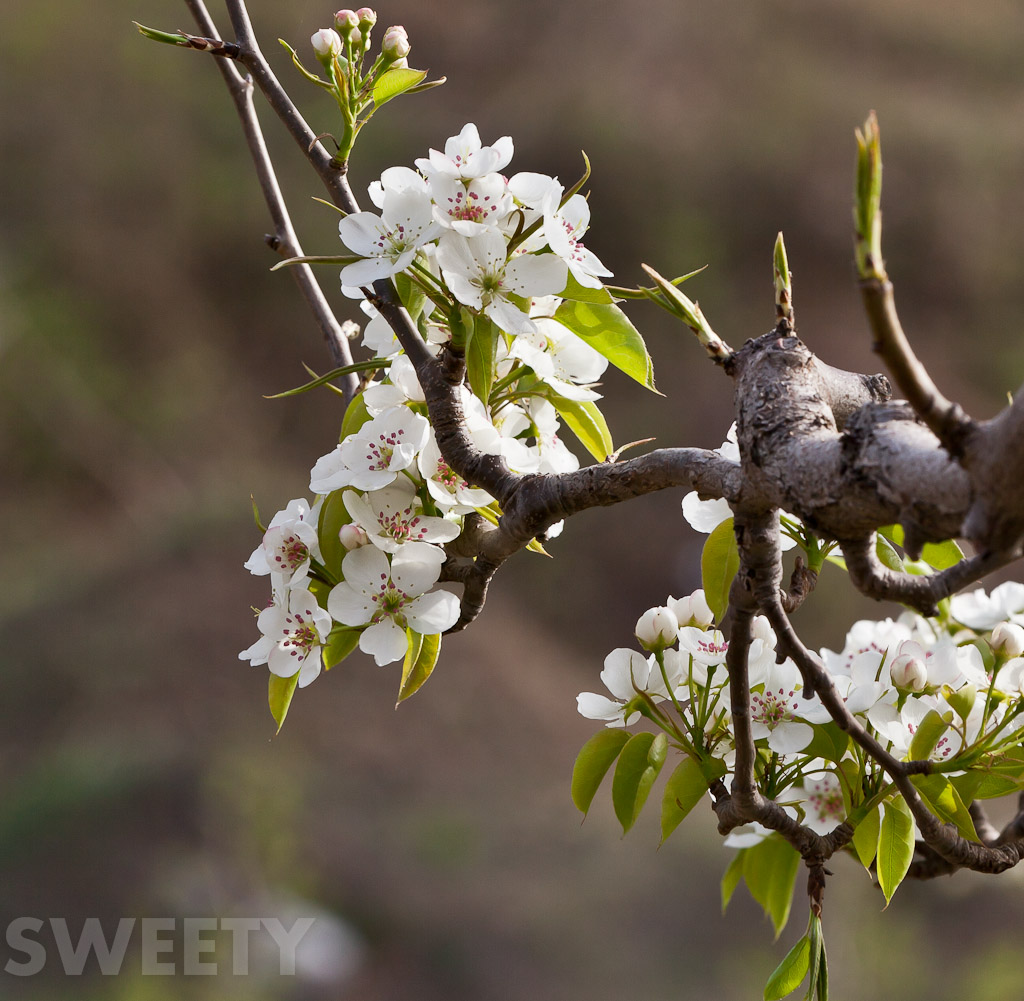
[415,123,513,181]
[435,230,567,335]
[239,588,333,688]
[342,478,460,553]
[327,543,459,666]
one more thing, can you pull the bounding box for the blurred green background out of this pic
[4,0,1024,998]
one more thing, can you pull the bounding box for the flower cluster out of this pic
[577,582,1024,845]
[241,123,617,712]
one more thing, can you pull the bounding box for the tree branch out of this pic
[184,0,357,393]
[859,278,975,456]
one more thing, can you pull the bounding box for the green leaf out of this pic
[394,269,428,323]
[876,798,914,905]
[340,390,371,441]
[660,757,710,844]
[851,803,881,870]
[875,533,904,572]
[879,524,963,570]
[944,683,977,724]
[612,732,668,834]
[548,393,614,462]
[907,708,952,762]
[553,299,658,392]
[466,313,497,404]
[251,495,266,534]
[571,730,632,816]
[921,538,964,570]
[953,753,1024,801]
[801,722,849,765]
[721,849,747,913]
[743,835,801,938]
[701,517,739,623]
[397,630,442,704]
[268,672,299,733]
[763,934,811,1001]
[269,254,362,271]
[322,624,361,670]
[372,66,428,107]
[265,360,386,399]
[911,774,978,841]
[317,489,353,579]
[558,271,615,304]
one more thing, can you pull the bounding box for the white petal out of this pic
[359,619,409,666]
[406,590,461,634]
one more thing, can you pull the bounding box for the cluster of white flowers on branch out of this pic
[142,6,1024,998]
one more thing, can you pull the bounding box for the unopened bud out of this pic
[889,653,927,692]
[668,589,715,628]
[635,606,680,651]
[381,24,410,61]
[991,621,1024,658]
[339,524,369,550]
[311,27,342,60]
[355,7,377,28]
[334,9,359,33]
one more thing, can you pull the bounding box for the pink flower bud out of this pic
[339,524,369,550]
[334,9,359,33]
[889,653,927,692]
[635,606,680,651]
[991,621,1024,658]
[355,7,377,27]
[311,27,342,59]
[381,25,410,60]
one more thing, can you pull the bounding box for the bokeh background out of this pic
[4,0,1024,998]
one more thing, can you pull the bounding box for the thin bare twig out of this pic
[184,0,357,392]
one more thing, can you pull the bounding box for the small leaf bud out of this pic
[635,606,680,652]
[991,621,1024,658]
[381,25,410,61]
[889,653,927,692]
[339,524,369,550]
[311,27,343,60]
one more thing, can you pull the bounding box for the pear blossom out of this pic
[667,589,716,629]
[635,606,680,651]
[380,24,410,61]
[950,581,1024,630]
[747,659,815,754]
[430,172,513,235]
[792,773,846,835]
[362,355,426,412]
[339,523,370,550]
[239,588,333,688]
[889,649,927,692]
[338,185,439,288]
[309,406,430,494]
[311,28,342,59]
[327,542,459,665]
[991,621,1024,657]
[508,308,608,401]
[542,192,613,289]
[576,648,674,727]
[435,230,568,334]
[417,399,502,512]
[415,123,513,181]
[342,478,460,553]
[677,626,729,685]
[244,497,322,587]
[820,616,914,677]
[366,165,430,210]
